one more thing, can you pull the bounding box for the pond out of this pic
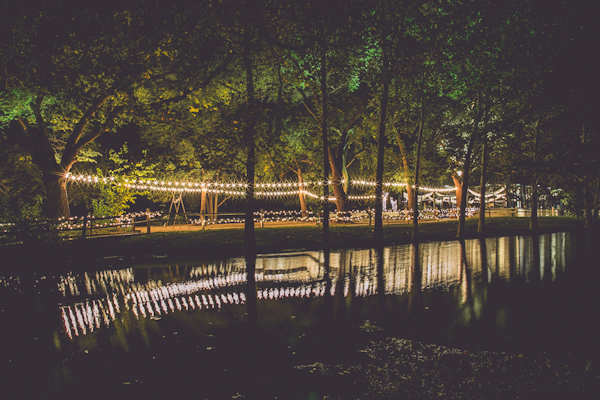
[1,232,599,398]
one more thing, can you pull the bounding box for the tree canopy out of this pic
[1,0,598,238]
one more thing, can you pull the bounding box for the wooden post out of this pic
[131,215,136,233]
[146,208,151,234]
[260,209,264,228]
[201,210,206,230]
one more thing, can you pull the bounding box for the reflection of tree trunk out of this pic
[245,253,258,333]
[479,237,489,284]
[297,168,308,218]
[407,242,422,317]
[328,149,348,212]
[459,240,475,329]
[530,234,541,284]
[376,246,387,321]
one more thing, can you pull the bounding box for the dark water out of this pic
[1,232,600,398]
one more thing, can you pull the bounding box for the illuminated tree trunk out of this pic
[320,47,330,248]
[328,149,348,212]
[452,173,463,210]
[242,34,256,254]
[412,118,424,242]
[201,187,207,219]
[208,193,219,221]
[374,3,390,243]
[43,172,71,219]
[457,136,475,239]
[17,94,111,219]
[457,100,485,239]
[395,131,415,211]
[297,168,308,218]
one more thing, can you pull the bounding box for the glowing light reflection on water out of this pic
[53,233,571,341]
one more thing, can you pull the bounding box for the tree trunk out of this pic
[412,119,424,242]
[457,101,485,239]
[530,181,538,231]
[456,143,473,239]
[452,173,463,210]
[297,168,308,218]
[583,185,593,229]
[320,46,330,248]
[328,149,348,212]
[242,33,256,254]
[374,4,389,243]
[478,139,489,234]
[43,171,71,219]
[395,131,415,211]
[529,118,539,232]
[213,193,219,220]
[201,187,207,220]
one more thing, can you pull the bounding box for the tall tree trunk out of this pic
[21,120,73,218]
[374,1,389,243]
[457,136,475,239]
[297,168,308,218]
[213,193,219,220]
[412,117,424,242]
[457,101,485,239]
[242,34,256,254]
[529,118,539,232]
[328,149,348,212]
[530,181,539,231]
[395,131,415,211]
[320,46,330,248]
[452,173,463,210]
[200,187,207,223]
[43,172,71,219]
[478,139,489,234]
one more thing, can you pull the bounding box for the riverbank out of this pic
[0,216,589,270]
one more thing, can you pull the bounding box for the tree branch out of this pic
[30,94,49,139]
[65,94,111,154]
[296,87,320,124]
[151,52,235,109]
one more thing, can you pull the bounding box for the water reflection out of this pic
[5,231,595,399]
[48,233,572,343]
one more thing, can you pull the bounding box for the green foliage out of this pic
[91,180,136,217]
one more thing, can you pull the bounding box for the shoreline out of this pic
[0,216,589,272]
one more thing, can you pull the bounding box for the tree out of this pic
[0,1,230,218]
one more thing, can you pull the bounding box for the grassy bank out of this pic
[0,216,587,270]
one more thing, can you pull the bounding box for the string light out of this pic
[65,172,461,197]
